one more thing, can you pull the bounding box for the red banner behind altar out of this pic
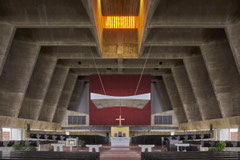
[89,75,151,125]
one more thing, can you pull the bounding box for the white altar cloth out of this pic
[110,137,130,146]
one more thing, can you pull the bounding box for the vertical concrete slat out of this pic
[225,24,240,74]
[38,65,69,122]
[172,65,202,122]
[163,74,188,123]
[0,23,15,76]
[183,55,222,120]
[201,41,240,117]
[67,79,84,111]
[0,40,40,117]
[156,79,173,111]
[18,54,57,120]
[53,72,78,124]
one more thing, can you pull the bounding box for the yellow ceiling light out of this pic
[104,16,136,29]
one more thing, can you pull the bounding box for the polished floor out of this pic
[100,146,141,160]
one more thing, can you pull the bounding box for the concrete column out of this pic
[156,79,173,111]
[38,65,69,122]
[53,72,78,124]
[225,24,240,73]
[68,79,85,111]
[0,23,15,76]
[183,55,222,120]
[0,127,2,141]
[0,40,40,117]
[163,74,188,123]
[201,41,240,117]
[238,128,240,141]
[172,65,202,122]
[18,54,57,120]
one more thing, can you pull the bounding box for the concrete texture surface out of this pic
[0,0,239,130]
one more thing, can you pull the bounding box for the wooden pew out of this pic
[0,151,100,160]
[141,151,240,160]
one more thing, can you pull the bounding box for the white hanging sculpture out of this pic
[90,93,151,109]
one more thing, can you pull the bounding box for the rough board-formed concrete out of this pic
[38,65,69,122]
[184,55,222,120]
[163,74,188,123]
[0,0,239,130]
[201,41,240,117]
[18,54,57,120]
[53,72,78,123]
[172,65,202,122]
[0,41,40,117]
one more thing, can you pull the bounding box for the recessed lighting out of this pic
[159,61,163,65]
[78,61,81,65]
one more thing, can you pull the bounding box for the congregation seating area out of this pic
[141,151,240,160]
[132,133,212,145]
[184,141,240,147]
[0,141,56,147]
[0,151,100,160]
[30,133,108,145]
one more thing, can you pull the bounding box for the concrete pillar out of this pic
[18,54,57,120]
[68,79,85,111]
[156,79,173,111]
[225,24,240,73]
[201,41,240,117]
[38,65,69,122]
[172,65,202,122]
[0,40,40,117]
[53,72,78,124]
[0,23,15,76]
[0,127,2,141]
[163,74,188,123]
[183,55,222,120]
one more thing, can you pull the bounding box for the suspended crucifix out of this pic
[116,115,125,126]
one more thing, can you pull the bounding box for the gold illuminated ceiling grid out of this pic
[103,16,137,29]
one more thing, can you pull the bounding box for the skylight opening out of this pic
[104,16,137,29]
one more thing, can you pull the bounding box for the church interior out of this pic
[0,0,240,159]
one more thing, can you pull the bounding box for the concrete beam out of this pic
[68,79,85,111]
[183,55,222,120]
[53,72,78,123]
[81,0,102,57]
[14,28,96,46]
[0,0,92,27]
[38,65,69,122]
[0,23,15,76]
[141,46,200,59]
[172,65,202,122]
[163,74,188,123]
[58,59,180,69]
[0,115,61,130]
[0,40,40,117]
[156,79,173,111]
[179,116,240,131]
[139,0,160,56]
[225,24,240,73]
[70,68,170,76]
[150,0,240,28]
[144,28,226,47]
[18,54,57,120]
[201,41,240,117]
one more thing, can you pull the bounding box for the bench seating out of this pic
[141,151,240,160]
[0,151,100,160]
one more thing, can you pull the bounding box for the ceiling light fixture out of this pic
[104,16,136,29]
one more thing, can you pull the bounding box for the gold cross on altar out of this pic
[116,115,125,126]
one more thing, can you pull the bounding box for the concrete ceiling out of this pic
[0,0,240,127]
